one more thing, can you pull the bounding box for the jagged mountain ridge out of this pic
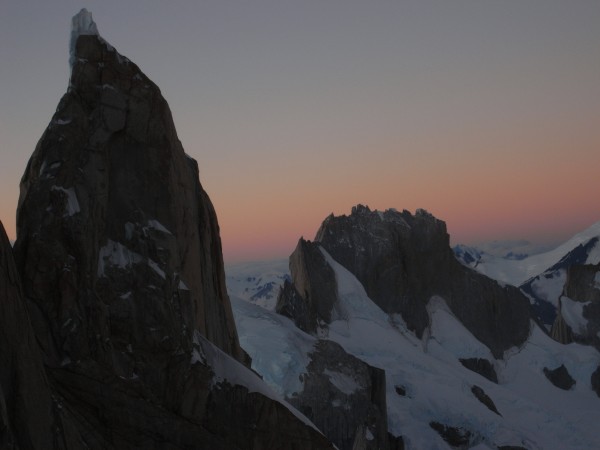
[279,205,531,358]
[1,9,333,449]
[454,221,600,334]
[228,206,600,449]
[454,221,600,287]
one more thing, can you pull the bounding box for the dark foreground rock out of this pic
[5,9,333,450]
[0,221,55,449]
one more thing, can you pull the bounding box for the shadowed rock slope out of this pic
[278,205,531,358]
[6,9,332,450]
[0,221,54,449]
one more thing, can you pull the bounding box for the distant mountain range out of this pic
[454,222,600,330]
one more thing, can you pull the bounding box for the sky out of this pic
[1,1,599,263]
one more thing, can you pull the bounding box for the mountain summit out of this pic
[278,205,531,358]
[2,9,332,449]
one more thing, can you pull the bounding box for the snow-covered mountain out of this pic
[454,222,600,287]
[454,221,600,329]
[229,252,600,449]
[228,209,600,449]
[226,258,290,310]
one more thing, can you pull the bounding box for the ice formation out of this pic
[69,8,99,68]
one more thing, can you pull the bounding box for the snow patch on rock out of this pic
[97,240,142,277]
[323,369,362,395]
[51,186,80,216]
[560,297,590,335]
[426,296,494,361]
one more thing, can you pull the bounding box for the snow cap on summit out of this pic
[69,8,99,67]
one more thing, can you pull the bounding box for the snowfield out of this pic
[228,244,600,449]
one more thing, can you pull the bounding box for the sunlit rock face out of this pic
[8,9,333,450]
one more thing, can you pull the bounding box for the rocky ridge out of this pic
[279,204,531,359]
[272,205,539,447]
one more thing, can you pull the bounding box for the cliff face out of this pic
[0,221,54,449]
[280,205,531,358]
[4,10,333,450]
[14,23,243,374]
[277,239,339,333]
[288,340,389,450]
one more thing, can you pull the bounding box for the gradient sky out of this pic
[1,1,599,263]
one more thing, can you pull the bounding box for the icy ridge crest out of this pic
[69,8,99,67]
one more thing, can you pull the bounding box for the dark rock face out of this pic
[564,262,600,304]
[591,366,600,398]
[276,239,338,333]
[471,385,501,416]
[459,358,498,383]
[543,364,576,390]
[549,307,574,345]
[312,205,531,358]
[0,221,54,449]
[287,340,388,450]
[15,28,244,372]
[561,263,600,350]
[6,10,333,450]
